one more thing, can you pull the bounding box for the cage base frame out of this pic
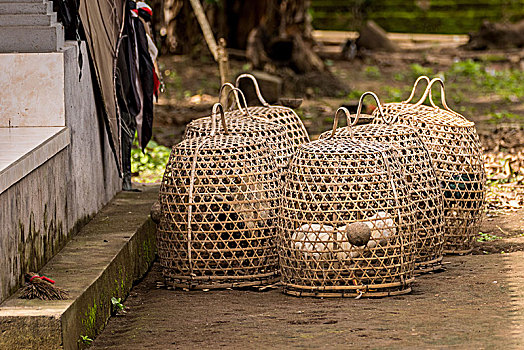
[281,277,415,298]
[414,256,444,274]
[443,248,474,255]
[165,272,280,290]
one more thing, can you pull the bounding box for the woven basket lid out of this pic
[374,76,475,128]
[185,87,294,170]
[293,95,407,176]
[319,117,417,141]
[319,91,430,141]
[234,74,310,147]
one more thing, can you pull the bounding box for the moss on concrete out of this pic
[82,301,97,335]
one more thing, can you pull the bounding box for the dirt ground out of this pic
[93,253,524,349]
[91,211,524,350]
[98,43,524,348]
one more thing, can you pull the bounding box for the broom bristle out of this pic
[19,272,68,300]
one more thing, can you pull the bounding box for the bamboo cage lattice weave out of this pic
[234,74,310,148]
[185,86,295,171]
[319,93,445,273]
[157,103,281,289]
[278,103,417,298]
[373,77,486,254]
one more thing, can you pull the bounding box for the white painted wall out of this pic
[0,53,65,127]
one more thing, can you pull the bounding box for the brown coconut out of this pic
[344,222,371,247]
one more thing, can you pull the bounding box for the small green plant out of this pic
[479,54,507,63]
[347,89,365,100]
[445,59,524,100]
[410,63,433,79]
[384,86,404,102]
[336,90,348,98]
[364,66,381,78]
[111,297,126,314]
[163,69,182,99]
[79,335,93,345]
[393,72,405,81]
[131,139,171,183]
[447,59,483,78]
[488,111,522,124]
[477,232,502,242]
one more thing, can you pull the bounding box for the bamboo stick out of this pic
[188,0,218,61]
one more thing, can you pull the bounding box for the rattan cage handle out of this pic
[210,103,228,136]
[235,73,271,107]
[219,84,252,117]
[329,92,384,138]
[423,78,470,121]
[357,91,388,124]
[227,87,252,116]
[329,107,354,139]
[402,76,431,104]
[218,83,242,110]
[414,77,454,112]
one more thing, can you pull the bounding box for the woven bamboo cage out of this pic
[234,74,310,148]
[373,77,486,254]
[157,103,281,289]
[319,92,445,273]
[278,104,417,298]
[185,86,295,171]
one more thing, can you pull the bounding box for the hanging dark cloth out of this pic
[116,2,141,121]
[54,0,78,40]
[117,1,141,190]
[116,1,158,189]
[132,14,155,150]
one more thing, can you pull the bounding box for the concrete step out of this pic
[0,1,51,14]
[0,24,63,52]
[0,0,46,3]
[0,185,159,350]
[0,13,57,26]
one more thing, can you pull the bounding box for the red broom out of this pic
[19,272,68,300]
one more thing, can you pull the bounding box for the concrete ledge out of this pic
[0,1,52,14]
[0,0,46,2]
[0,13,57,26]
[0,186,158,350]
[0,127,70,194]
[0,24,63,53]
